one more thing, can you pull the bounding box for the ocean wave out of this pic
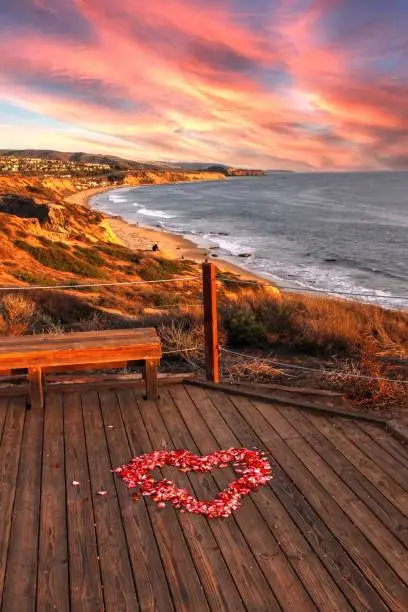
[323,255,408,282]
[203,234,254,256]
[137,207,177,219]
[108,195,127,203]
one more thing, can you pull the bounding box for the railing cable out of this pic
[0,276,201,292]
[220,347,408,385]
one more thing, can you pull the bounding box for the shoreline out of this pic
[69,184,275,285]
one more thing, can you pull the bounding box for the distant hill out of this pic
[0,150,267,174]
[0,149,174,171]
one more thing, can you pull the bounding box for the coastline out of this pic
[70,185,275,285]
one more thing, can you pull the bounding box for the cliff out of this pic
[122,170,225,186]
[0,176,117,243]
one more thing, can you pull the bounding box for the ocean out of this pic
[91,172,408,309]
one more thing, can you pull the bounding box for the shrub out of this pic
[223,308,266,347]
[30,290,95,324]
[0,293,36,335]
[11,271,57,286]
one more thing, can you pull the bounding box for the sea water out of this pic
[91,172,408,309]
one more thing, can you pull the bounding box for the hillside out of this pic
[0,175,407,412]
[0,176,203,317]
[0,149,265,174]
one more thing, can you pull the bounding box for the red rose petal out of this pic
[115,448,272,519]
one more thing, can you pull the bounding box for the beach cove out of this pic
[66,184,271,284]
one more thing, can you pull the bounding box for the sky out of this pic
[0,0,408,170]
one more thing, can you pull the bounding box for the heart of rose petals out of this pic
[114,448,272,519]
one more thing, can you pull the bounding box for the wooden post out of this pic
[144,359,159,400]
[28,367,44,409]
[202,262,219,383]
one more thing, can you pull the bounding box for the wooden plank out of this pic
[100,389,174,612]
[2,346,161,368]
[387,420,408,446]
[279,407,408,549]
[204,388,387,612]
[186,381,388,424]
[0,344,161,370]
[164,386,333,611]
[232,381,344,397]
[63,392,103,612]
[306,414,408,518]
[227,393,405,610]
[37,393,69,612]
[0,327,159,345]
[139,390,247,612]
[44,361,130,373]
[239,396,408,608]
[28,367,44,409]
[362,423,408,468]
[169,385,316,611]
[0,332,161,354]
[0,398,26,607]
[1,398,44,612]
[254,403,408,586]
[186,385,353,612]
[81,390,138,611]
[0,386,28,398]
[118,388,210,612]
[202,263,219,383]
[0,397,8,438]
[337,419,408,494]
[144,359,159,400]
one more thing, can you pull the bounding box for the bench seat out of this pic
[0,328,162,408]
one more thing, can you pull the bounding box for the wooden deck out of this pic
[1,384,408,611]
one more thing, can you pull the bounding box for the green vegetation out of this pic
[99,243,141,264]
[74,245,106,267]
[221,290,408,356]
[14,239,106,278]
[11,270,58,286]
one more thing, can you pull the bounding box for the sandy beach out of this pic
[68,185,270,283]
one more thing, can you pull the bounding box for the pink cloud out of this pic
[0,0,407,169]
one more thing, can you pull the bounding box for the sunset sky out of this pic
[1,0,407,170]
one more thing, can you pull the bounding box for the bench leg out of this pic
[144,359,159,400]
[28,367,45,409]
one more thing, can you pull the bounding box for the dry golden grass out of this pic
[221,288,408,357]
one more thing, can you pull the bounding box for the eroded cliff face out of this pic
[122,170,225,186]
[0,176,118,243]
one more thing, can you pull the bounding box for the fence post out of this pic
[202,262,219,383]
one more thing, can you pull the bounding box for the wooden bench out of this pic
[0,328,162,409]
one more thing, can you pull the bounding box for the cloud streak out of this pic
[0,0,407,169]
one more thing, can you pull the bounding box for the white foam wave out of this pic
[203,234,254,256]
[108,195,127,203]
[137,207,176,219]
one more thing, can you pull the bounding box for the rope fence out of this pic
[220,347,408,386]
[0,276,201,292]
